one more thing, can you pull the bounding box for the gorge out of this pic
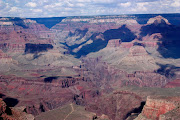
[0,14,180,120]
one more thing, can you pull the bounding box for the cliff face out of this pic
[0,17,78,71]
[0,17,54,53]
[0,98,34,120]
[83,56,167,88]
[51,16,140,57]
[51,15,178,59]
[147,15,171,25]
[106,39,122,47]
[0,73,96,116]
[135,96,180,120]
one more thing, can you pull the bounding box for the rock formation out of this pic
[0,98,34,120]
[86,91,143,120]
[164,79,180,88]
[147,15,171,25]
[0,50,13,63]
[129,46,148,56]
[135,96,180,120]
[106,39,122,47]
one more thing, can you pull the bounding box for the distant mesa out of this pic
[147,15,171,25]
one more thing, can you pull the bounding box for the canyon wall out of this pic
[135,96,180,120]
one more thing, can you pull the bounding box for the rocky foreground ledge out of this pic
[0,98,34,120]
[129,96,180,120]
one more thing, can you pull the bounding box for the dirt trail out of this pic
[64,103,74,120]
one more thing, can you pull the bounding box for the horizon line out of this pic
[0,13,180,19]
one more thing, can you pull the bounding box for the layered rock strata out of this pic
[135,96,180,120]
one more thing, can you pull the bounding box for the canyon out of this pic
[0,14,180,120]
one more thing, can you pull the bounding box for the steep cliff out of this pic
[0,98,34,120]
[135,96,180,120]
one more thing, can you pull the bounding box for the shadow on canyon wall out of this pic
[125,101,146,119]
[25,43,53,54]
[29,17,66,29]
[9,17,28,29]
[140,22,180,59]
[73,25,136,58]
[44,77,58,83]
[68,28,88,41]
[3,98,19,107]
[156,64,180,79]
[0,94,19,107]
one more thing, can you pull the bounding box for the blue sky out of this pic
[0,0,179,17]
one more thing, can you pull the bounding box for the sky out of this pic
[0,0,180,18]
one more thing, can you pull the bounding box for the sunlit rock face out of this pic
[0,14,180,120]
[135,96,180,120]
[147,15,171,25]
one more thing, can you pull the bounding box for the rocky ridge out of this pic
[147,15,171,25]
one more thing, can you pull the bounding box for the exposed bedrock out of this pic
[0,15,179,120]
[0,98,34,120]
[69,25,135,56]
[0,17,55,55]
[0,17,55,39]
[106,39,122,47]
[51,16,140,58]
[147,15,171,25]
[85,91,144,120]
[0,50,13,63]
[135,96,180,120]
[164,79,180,88]
[140,15,180,59]
[82,57,168,88]
[0,74,95,116]
[0,31,26,52]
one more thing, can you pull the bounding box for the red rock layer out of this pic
[164,79,180,88]
[0,18,54,53]
[83,57,168,88]
[0,73,95,116]
[139,96,180,120]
